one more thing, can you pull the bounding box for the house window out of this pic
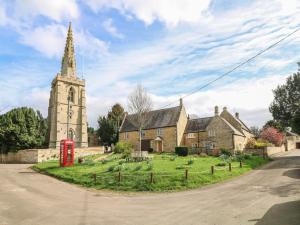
[157,128,163,136]
[187,133,195,138]
[141,130,145,138]
[124,132,129,140]
[208,130,216,137]
[192,143,198,148]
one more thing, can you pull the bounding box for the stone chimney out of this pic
[214,106,219,116]
[235,112,239,119]
[223,106,227,111]
[179,98,183,107]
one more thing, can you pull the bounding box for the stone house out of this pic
[119,99,187,152]
[119,100,253,152]
[183,106,254,151]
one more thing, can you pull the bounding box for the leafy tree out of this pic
[108,103,124,128]
[263,120,284,132]
[269,71,300,128]
[96,103,124,145]
[97,116,117,145]
[249,126,261,137]
[0,107,48,153]
[260,127,284,147]
[291,110,300,134]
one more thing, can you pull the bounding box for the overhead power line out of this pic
[160,26,300,109]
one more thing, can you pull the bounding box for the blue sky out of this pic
[0,0,300,128]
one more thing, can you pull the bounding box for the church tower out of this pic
[48,22,88,149]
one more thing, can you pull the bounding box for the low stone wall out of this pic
[0,146,104,164]
[244,145,286,157]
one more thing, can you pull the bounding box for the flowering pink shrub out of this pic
[260,127,284,147]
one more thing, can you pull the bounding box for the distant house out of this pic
[119,100,254,152]
[183,106,254,151]
[119,99,187,152]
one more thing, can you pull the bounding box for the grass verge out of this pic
[32,153,270,192]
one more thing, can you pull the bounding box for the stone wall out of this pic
[0,147,104,164]
[245,145,286,157]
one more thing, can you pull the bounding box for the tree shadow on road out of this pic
[253,200,300,225]
[257,155,300,170]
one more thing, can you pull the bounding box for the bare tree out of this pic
[127,84,152,155]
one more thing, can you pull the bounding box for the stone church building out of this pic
[48,23,88,149]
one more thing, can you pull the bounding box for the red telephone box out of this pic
[60,139,74,167]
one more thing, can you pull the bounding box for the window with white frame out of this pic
[157,128,163,136]
[141,130,145,138]
[192,143,198,148]
[208,130,216,137]
[187,133,195,138]
[124,132,129,139]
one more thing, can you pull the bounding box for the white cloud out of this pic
[19,24,66,58]
[18,24,108,60]
[102,18,124,38]
[0,4,7,26]
[14,0,79,22]
[85,0,211,27]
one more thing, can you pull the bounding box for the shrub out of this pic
[134,164,142,171]
[187,159,194,165]
[260,127,284,146]
[216,162,226,167]
[254,138,273,149]
[114,141,134,154]
[148,148,154,153]
[220,148,232,156]
[219,154,233,163]
[175,147,188,156]
[169,156,177,161]
[146,162,153,171]
[245,138,256,149]
[107,165,115,172]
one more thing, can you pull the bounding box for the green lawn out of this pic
[32,153,270,192]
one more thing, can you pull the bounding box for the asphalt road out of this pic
[0,150,300,225]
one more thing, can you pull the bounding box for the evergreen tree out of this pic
[0,107,48,153]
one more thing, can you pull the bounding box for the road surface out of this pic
[0,150,299,225]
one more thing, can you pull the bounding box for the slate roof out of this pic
[120,106,181,132]
[185,117,213,133]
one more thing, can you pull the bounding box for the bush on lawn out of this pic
[175,147,188,156]
[114,141,134,158]
[220,148,232,156]
[216,162,226,167]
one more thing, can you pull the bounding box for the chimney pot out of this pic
[235,112,239,119]
[179,98,183,107]
[214,106,219,116]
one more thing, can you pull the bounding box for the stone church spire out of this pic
[61,22,76,77]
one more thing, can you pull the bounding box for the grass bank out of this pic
[33,153,270,192]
